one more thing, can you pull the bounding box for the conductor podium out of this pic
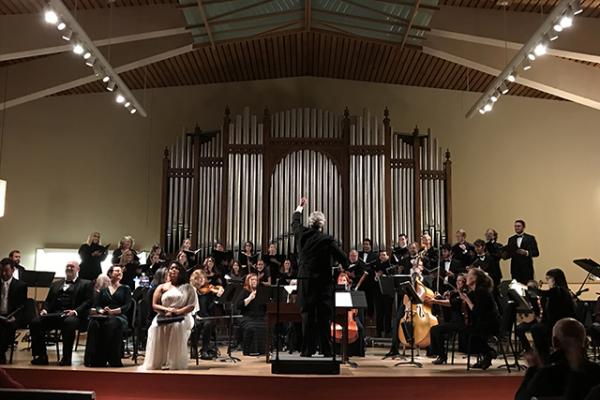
[270,290,366,375]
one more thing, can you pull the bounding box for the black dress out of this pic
[78,243,108,281]
[121,262,141,290]
[84,285,132,367]
[237,289,267,355]
[465,288,500,356]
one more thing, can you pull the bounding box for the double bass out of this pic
[398,259,439,348]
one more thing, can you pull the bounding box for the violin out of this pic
[198,284,223,295]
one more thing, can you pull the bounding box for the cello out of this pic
[397,258,439,348]
[330,272,359,344]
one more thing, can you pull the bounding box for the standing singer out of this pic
[292,197,349,357]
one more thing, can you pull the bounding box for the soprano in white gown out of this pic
[143,283,198,370]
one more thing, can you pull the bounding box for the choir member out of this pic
[263,243,284,283]
[238,241,258,271]
[78,232,109,281]
[428,273,468,364]
[143,262,198,370]
[292,197,348,357]
[111,235,139,265]
[237,274,267,356]
[358,238,377,264]
[278,259,296,285]
[225,259,245,283]
[392,233,409,263]
[120,250,140,290]
[438,243,464,287]
[516,318,600,400]
[255,259,271,286]
[451,229,476,269]
[399,242,420,275]
[201,257,221,286]
[139,251,164,279]
[180,238,198,267]
[212,242,232,277]
[520,268,575,362]
[177,251,191,272]
[84,265,132,367]
[374,250,394,338]
[458,268,500,369]
[345,250,367,289]
[148,244,166,261]
[30,262,93,366]
[505,220,540,284]
[190,269,224,360]
[8,250,26,280]
[0,258,27,364]
[420,233,438,270]
[472,239,502,288]
[484,228,503,283]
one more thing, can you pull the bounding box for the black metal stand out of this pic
[220,303,241,363]
[394,282,423,368]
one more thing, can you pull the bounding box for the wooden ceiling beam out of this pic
[375,0,439,12]
[305,0,312,32]
[400,0,421,51]
[313,18,424,41]
[196,0,216,47]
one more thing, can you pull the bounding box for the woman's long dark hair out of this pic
[471,268,494,292]
[546,268,569,290]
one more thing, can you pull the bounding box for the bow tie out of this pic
[479,256,485,260]
[517,234,524,238]
[65,280,75,284]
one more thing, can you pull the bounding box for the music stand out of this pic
[334,290,367,368]
[219,281,243,363]
[573,259,600,298]
[20,271,55,301]
[379,274,411,360]
[394,281,423,368]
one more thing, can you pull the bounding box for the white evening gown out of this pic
[143,284,198,370]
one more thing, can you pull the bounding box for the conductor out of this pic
[292,197,349,357]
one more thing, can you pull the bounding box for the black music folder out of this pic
[20,271,55,288]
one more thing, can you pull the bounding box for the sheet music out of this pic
[335,292,353,308]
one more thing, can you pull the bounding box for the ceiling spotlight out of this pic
[102,75,110,83]
[527,52,536,61]
[106,81,116,92]
[92,64,102,77]
[507,73,516,82]
[490,92,499,102]
[572,0,583,15]
[559,14,573,28]
[534,42,547,56]
[553,23,563,32]
[61,30,72,41]
[124,102,131,108]
[72,44,84,55]
[130,108,137,115]
[523,59,532,70]
[85,56,96,67]
[116,94,126,104]
[483,103,493,112]
[549,32,559,41]
[57,22,66,31]
[45,10,59,25]
[83,51,92,60]
[479,108,486,115]
[499,83,509,94]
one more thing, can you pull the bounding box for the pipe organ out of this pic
[161,107,452,259]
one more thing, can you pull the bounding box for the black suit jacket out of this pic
[0,278,27,324]
[506,233,539,283]
[43,278,93,319]
[472,254,502,286]
[292,210,348,309]
[451,242,476,268]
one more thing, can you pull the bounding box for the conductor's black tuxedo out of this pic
[506,233,539,284]
[292,209,348,357]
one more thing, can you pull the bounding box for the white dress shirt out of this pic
[516,235,523,248]
[0,278,12,314]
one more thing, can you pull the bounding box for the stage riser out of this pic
[6,368,522,400]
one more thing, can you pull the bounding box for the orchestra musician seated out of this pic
[190,269,224,360]
[237,273,267,356]
[426,273,468,364]
[458,268,500,370]
[30,262,93,366]
[518,268,575,363]
[143,262,198,370]
[334,272,365,357]
[0,258,27,364]
[84,265,132,367]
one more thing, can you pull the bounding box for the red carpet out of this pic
[6,368,521,400]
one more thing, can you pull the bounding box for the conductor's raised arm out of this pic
[291,197,308,235]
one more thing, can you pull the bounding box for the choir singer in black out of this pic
[292,197,349,357]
